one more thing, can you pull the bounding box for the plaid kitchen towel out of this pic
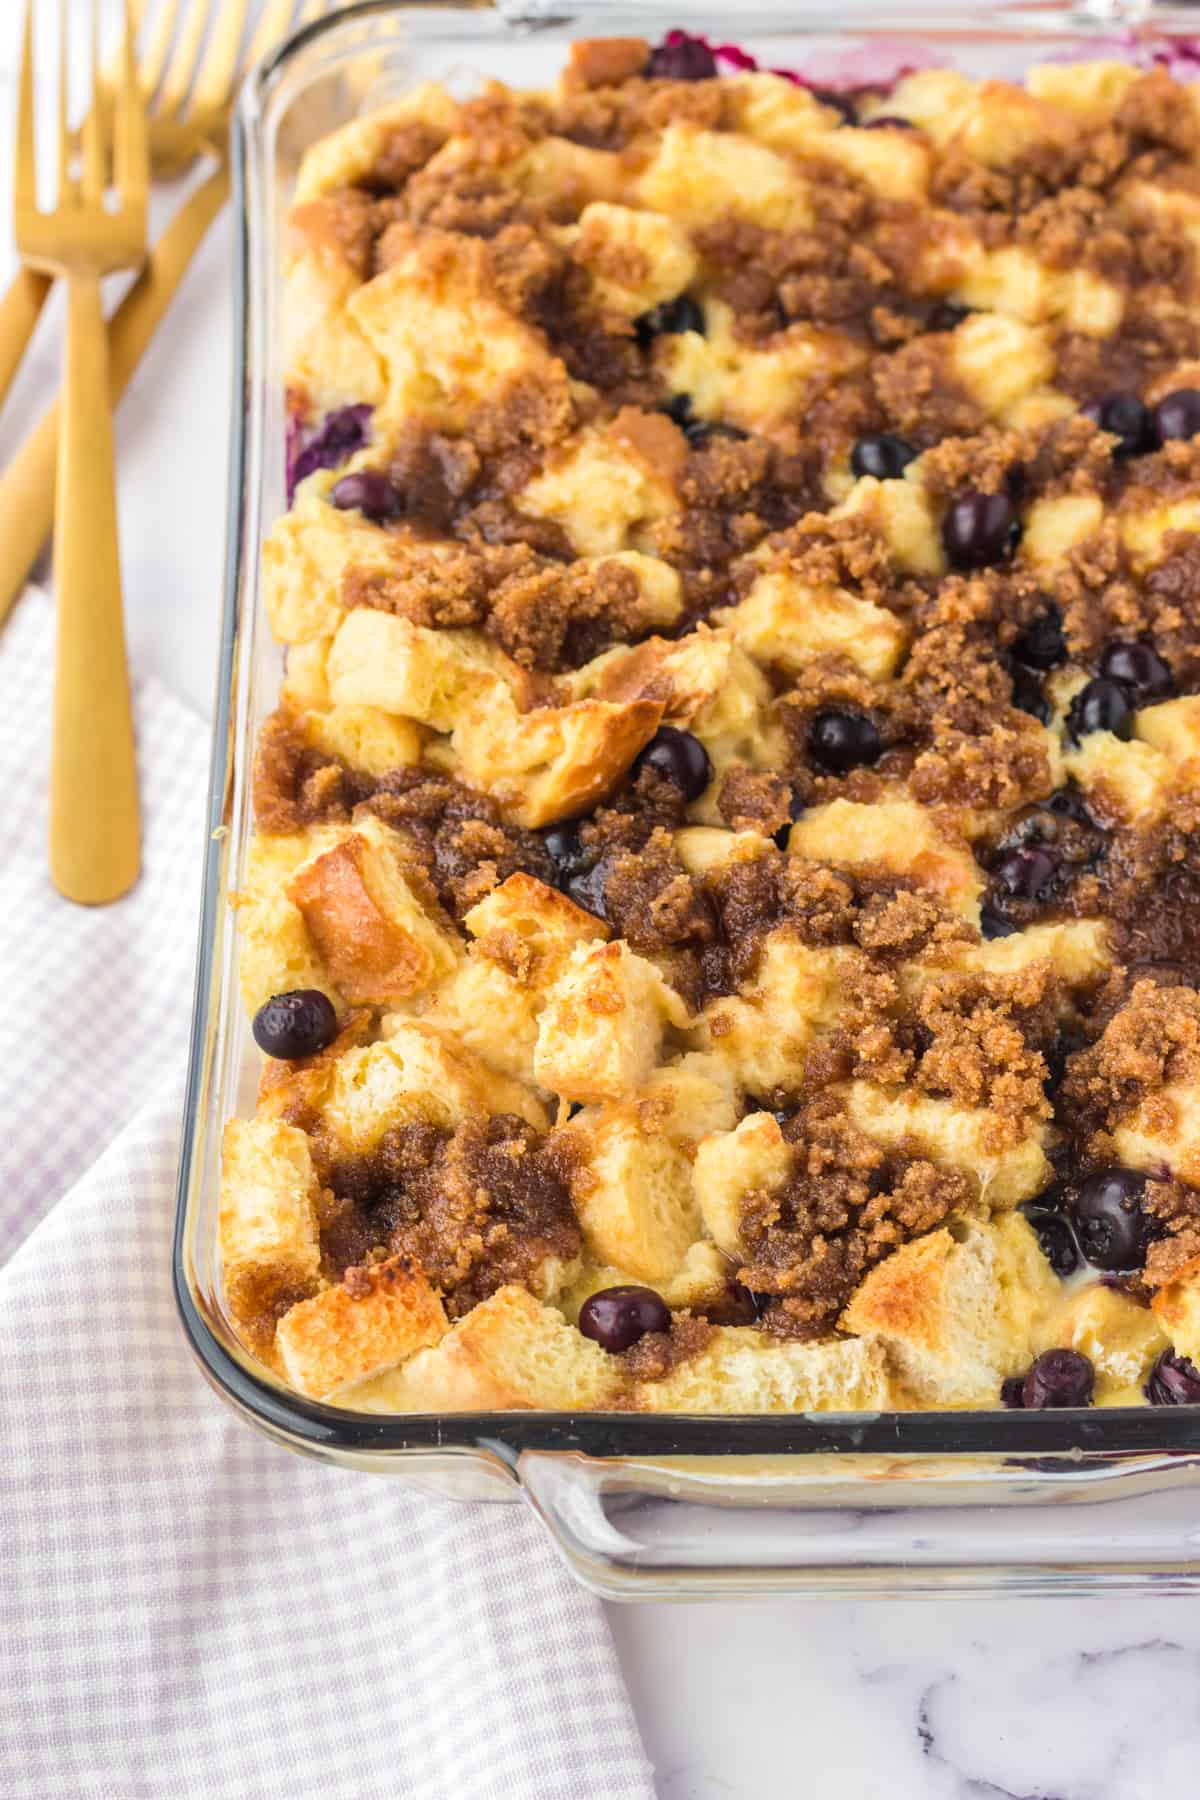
[0,590,654,1800]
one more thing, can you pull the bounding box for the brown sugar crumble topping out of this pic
[225,42,1200,1414]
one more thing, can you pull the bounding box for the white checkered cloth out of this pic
[0,591,653,1800]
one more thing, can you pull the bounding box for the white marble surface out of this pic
[8,13,1200,1799]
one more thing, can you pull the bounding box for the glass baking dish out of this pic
[175,0,1200,1597]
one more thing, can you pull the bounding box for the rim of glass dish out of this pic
[173,0,1200,1468]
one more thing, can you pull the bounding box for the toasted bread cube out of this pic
[719,569,906,681]
[299,704,424,778]
[377,1286,623,1411]
[235,830,342,1017]
[283,253,386,418]
[832,476,945,577]
[953,312,1055,418]
[1025,59,1139,121]
[534,940,688,1103]
[520,425,679,556]
[673,826,755,876]
[637,1052,740,1149]
[950,919,1112,992]
[844,1081,1050,1207]
[463,871,609,988]
[1114,1082,1200,1189]
[842,1213,1058,1406]
[220,1118,322,1346]
[1020,492,1105,578]
[563,1239,733,1322]
[1136,695,1200,770]
[276,1258,448,1400]
[821,126,930,202]
[787,799,983,920]
[294,87,460,202]
[1042,1283,1167,1401]
[661,302,865,436]
[637,124,812,231]
[263,486,399,644]
[566,1103,701,1281]
[635,1328,892,1413]
[726,71,842,150]
[1121,496,1200,571]
[954,81,1073,171]
[326,608,504,731]
[1064,733,1171,827]
[568,202,698,314]
[693,1112,793,1259]
[288,816,458,1007]
[880,69,977,145]
[691,934,843,1097]
[451,685,662,830]
[411,954,543,1088]
[322,1023,549,1150]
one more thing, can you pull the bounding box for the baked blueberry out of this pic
[1098,640,1174,702]
[773,786,805,850]
[1046,784,1093,824]
[683,419,749,445]
[1153,387,1200,445]
[1000,1375,1026,1408]
[926,300,970,333]
[579,1285,672,1352]
[634,293,704,346]
[809,86,857,125]
[942,490,1019,569]
[1021,1347,1095,1408]
[1083,391,1154,458]
[1020,1192,1081,1279]
[1009,665,1050,723]
[646,33,718,80]
[252,989,338,1060]
[991,845,1058,900]
[1144,1350,1200,1405]
[661,393,695,428]
[1067,677,1134,743]
[1072,1167,1148,1271]
[861,114,912,130]
[564,857,611,921]
[980,902,1019,940]
[850,433,917,480]
[542,822,590,886]
[632,726,713,799]
[808,709,883,774]
[1012,606,1066,670]
[329,470,404,523]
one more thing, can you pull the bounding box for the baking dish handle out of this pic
[517,1446,1200,1599]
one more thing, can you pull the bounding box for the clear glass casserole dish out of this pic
[175,0,1200,1597]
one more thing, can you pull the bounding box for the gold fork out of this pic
[0,0,327,627]
[16,0,149,905]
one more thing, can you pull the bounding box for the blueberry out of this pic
[808,709,883,774]
[1083,391,1154,459]
[329,470,404,523]
[1009,665,1050,724]
[991,846,1059,900]
[808,86,857,125]
[1020,1348,1095,1408]
[1000,1375,1027,1408]
[542,822,589,884]
[980,902,1019,940]
[684,419,749,446]
[861,115,913,130]
[579,1285,672,1352]
[942,490,1019,569]
[773,786,805,851]
[1098,640,1174,702]
[1072,1167,1148,1271]
[1067,677,1134,743]
[850,433,917,481]
[635,294,704,347]
[252,989,338,1060]
[632,726,713,800]
[1020,1195,1082,1278]
[564,857,611,921]
[1012,606,1066,671]
[926,300,970,333]
[1144,1349,1200,1405]
[1153,387,1200,445]
[661,393,695,428]
[1046,784,1093,824]
[646,33,718,81]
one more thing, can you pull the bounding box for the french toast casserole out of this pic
[220,33,1200,1416]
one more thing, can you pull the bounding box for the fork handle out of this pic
[49,273,140,904]
[0,266,53,410]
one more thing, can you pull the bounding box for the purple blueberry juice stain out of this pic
[285,403,373,504]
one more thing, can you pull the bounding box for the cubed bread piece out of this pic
[567,201,698,314]
[1136,695,1200,770]
[325,608,505,731]
[673,826,761,876]
[347,227,572,435]
[565,1103,702,1282]
[283,251,386,418]
[235,829,342,1017]
[693,1111,793,1260]
[1063,732,1171,826]
[298,704,424,778]
[519,424,679,556]
[1019,492,1105,578]
[718,569,906,681]
[660,303,865,434]
[293,87,460,202]
[377,1285,623,1411]
[219,1118,322,1349]
[726,71,844,150]
[952,312,1055,418]
[948,918,1111,992]
[263,485,401,644]
[843,1081,1051,1206]
[1114,1082,1200,1188]
[288,815,459,1006]
[690,934,844,1097]
[1121,494,1200,572]
[450,684,663,829]
[276,1258,448,1400]
[1040,1283,1167,1401]
[634,1328,892,1413]
[881,69,977,144]
[820,125,931,202]
[832,474,945,577]
[1025,59,1140,121]
[463,870,609,988]
[534,940,689,1103]
[842,1213,1058,1406]
[563,1239,733,1322]
[637,1052,740,1149]
[409,953,543,1088]
[787,799,983,921]
[955,244,1123,335]
[637,124,812,230]
[322,1022,549,1150]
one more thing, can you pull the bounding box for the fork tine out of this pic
[137,0,184,102]
[115,0,149,207]
[156,0,213,123]
[80,0,106,203]
[16,0,37,220]
[244,0,303,77]
[56,0,75,209]
[189,0,250,116]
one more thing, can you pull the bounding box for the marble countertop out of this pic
[5,16,1200,1798]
